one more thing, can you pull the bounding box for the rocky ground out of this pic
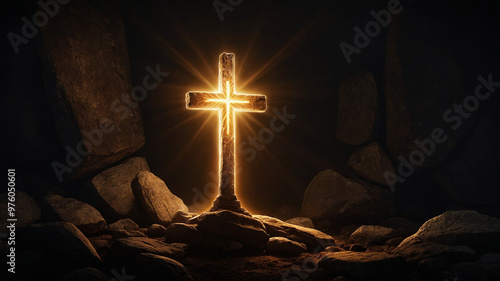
[1,156,500,281]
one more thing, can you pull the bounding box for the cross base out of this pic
[210,195,251,216]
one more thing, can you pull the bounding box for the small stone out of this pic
[0,192,40,231]
[105,218,139,232]
[324,246,345,253]
[266,237,307,257]
[61,267,110,281]
[146,224,166,238]
[133,253,193,281]
[349,225,400,246]
[45,194,106,235]
[285,217,315,229]
[84,157,149,221]
[132,171,188,226]
[254,215,335,251]
[164,223,203,245]
[194,210,269,249]
[348,244,367,252]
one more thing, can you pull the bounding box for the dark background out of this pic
[2,0,500,216]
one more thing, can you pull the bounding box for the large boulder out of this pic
[347,143,395,186]
[41,0,145,181]
[0,191,40,232]
[84,157,149,221]
[336,71,378,145]
[317,251,406,280]
[398,210,500,253]
[393,242,477,264]
[254,215,335,251]
[285,217,315,229]
[193,210,269,249]
[301,170,393,223]
[164,223,203,245]
[133,253,193,281]
[45,194,105,235]
[17,222,101,278]
[132,171,188,226]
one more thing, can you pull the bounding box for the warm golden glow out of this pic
[185,53,267,212]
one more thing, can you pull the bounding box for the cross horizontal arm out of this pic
[185,91,225,110]
[232,94,267,112]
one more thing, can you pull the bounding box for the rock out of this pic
[172,211,193,224]
[88,234,113,258]
[132,171,188,226]
[105,218,139,232]
[17,222,101,276]
[61,267,110,281]
[164,223,203,245]
[107,237,184,266]
[348,244,367,252]
[112,229,147,240]
[384,13,480,169]
[449,262,496,281]
[398,210,500,253]
[266,237,307,257]
[393,242,477,264]
[318,251,405,280]
[0,191,40,231]
[347,143,395,186]
[45,194,105,235]
[301,170,393,223]
[133,253,193,281]
[194,210,269,249]
[85,157,149,221]
[349,225,400,246]
[324,246,345,253]
[170,243,189,252]
[379,217,421,237]
[285,217,315,228]
[254,215,335,251]
[199,236,244,253]
[40,0,145,181]
[146,224,166,238]
[336,71,378,145]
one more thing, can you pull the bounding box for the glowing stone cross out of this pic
[186,53,267,214]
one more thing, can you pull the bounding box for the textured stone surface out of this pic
[165,223,203,245]
[133,253,193,281]
[193,210,269,249]
[318,251,405,280]
[393,242,477,264]
[17,222,101,275]
[0,191,40,232]
[107,237,185,265]
[40,0,145,180]
[146,224,166,238]
[349,225,400,246]
[45,194,105,235]
[398,210,500,253]
[265,237,307,256]
[85,157,149,220]
[105,218,139,232]
[285,217,315,228]
[336,71,378,145]
[347,143,395,186]
[301,170,393,223]
[132,171,188,226]
[254,215,335,251]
